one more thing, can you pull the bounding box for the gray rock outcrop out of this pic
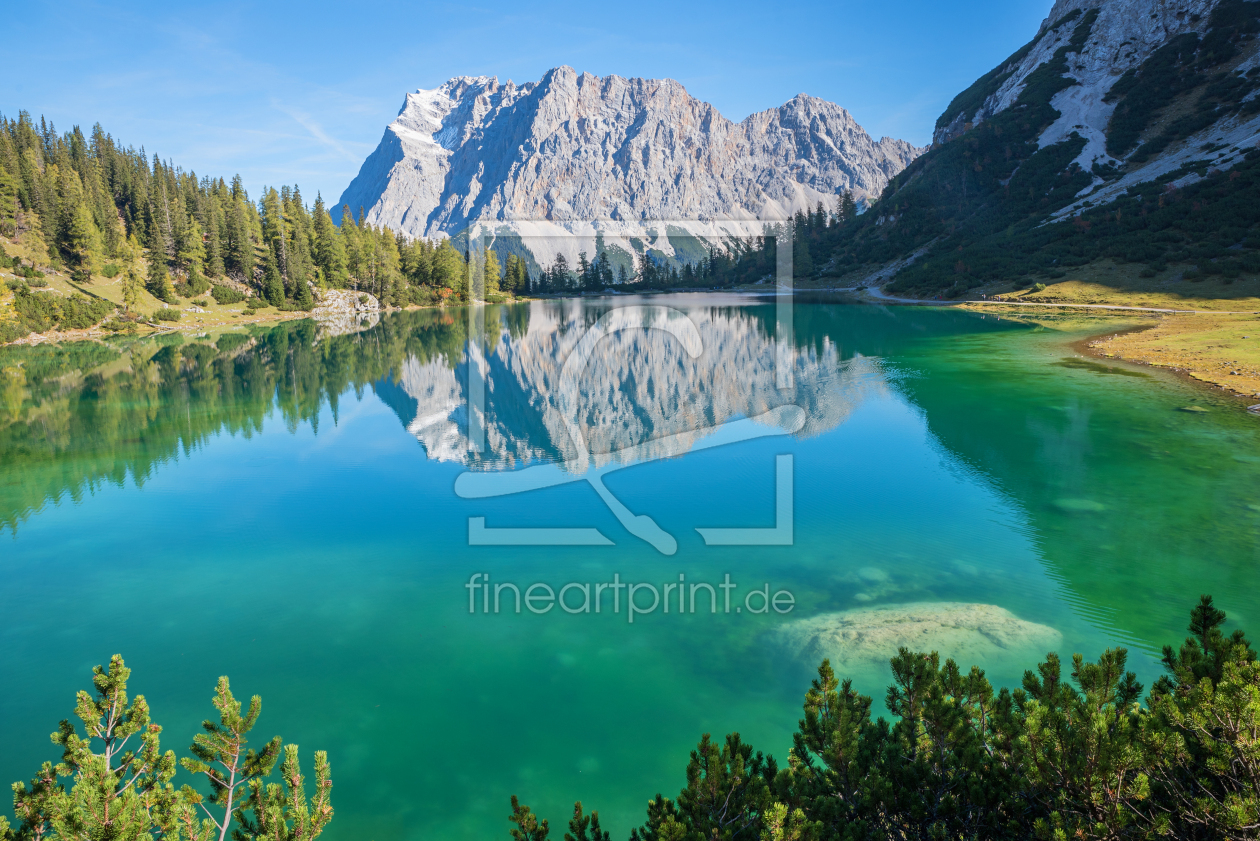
[773,602,1063,671]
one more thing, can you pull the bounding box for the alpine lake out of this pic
[1,294,1258,840]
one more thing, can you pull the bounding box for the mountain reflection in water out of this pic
[373,297,885,471]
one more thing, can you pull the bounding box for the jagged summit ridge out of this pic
[337,66,924,242]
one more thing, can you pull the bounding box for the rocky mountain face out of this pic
[336,67,923,261]
[825,0,1260,296]
[931,0,1260,212]
[935,0,1220,147]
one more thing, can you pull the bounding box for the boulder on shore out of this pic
[312,289,381,337]
[772,602,1062,672]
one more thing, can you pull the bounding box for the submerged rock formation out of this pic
[773,602,1063,671]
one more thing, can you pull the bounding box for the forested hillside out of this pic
[0,112,524,342]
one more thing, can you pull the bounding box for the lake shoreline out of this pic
[1076,315,1260,406]
[6,287,1258,413]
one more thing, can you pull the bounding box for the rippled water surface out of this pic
[1,296,1258,839]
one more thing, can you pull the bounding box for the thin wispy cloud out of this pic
[272,102,367,165]
[3,0,1052,200]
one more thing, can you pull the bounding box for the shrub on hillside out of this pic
[0,322,29,344]
[153,307,181,322]
[175,271,211,298]
[8,286,114,333]
[57,294,116,330]
[101,263,121,279]
[12,288,56,332]
[211,284,246,305]
[409,286,440,306]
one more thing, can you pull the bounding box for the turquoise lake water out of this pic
[1,295,1258,839]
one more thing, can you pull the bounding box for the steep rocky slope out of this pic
[813,0,1260,296]
[336,67,923,265]
[933,0,1260,212]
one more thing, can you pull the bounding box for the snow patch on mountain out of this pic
[930,0,1260,217]
[1050,109,1260,220]
[336,67,924,265]
[944,0,1220,151]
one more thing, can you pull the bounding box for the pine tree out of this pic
[146,251,175,302]
[5,656,336,841]
[517,255,530,293]
[294,276,314,310]
[180,676,284,841]
[228,196,254,281]
[432,239,465,296]
[152,157,175,259]
[9,655,179,841]
[598,251,613,287]
[0,154,19,237]
[501,254,516,294]
[793,235,813,278]
[312,194,348,287]
[565,802,610,841]
[371,224,403,304]
[260,188,288,293]
[63,201,101,280]
[484,248,501,297]
[551,253,570,289]
[204,198,225,277]
[339,204,361,288]
[122,267,141,312]
[177,216,207,277]
[262,247,284,306]
[234,744,334,841]
[636,250,654,286]
[509,796,549,841]
[839,190,857,224]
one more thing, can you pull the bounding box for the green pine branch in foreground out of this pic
[5,596,1257,841]
[2,656,332,841]
[510,595,1260,841]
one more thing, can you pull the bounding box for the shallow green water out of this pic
[1,296,1258,840]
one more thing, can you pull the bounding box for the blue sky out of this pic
[5,0,1052,205]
